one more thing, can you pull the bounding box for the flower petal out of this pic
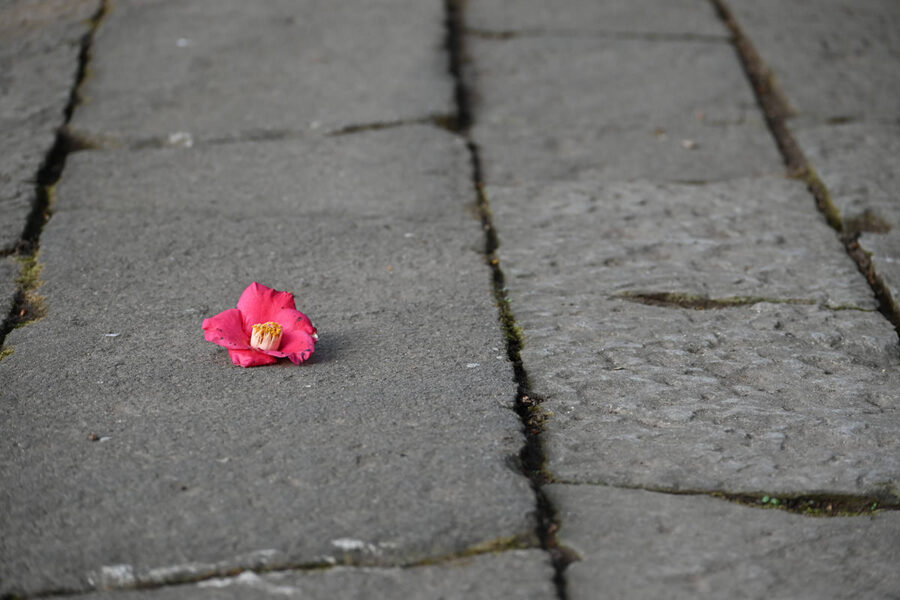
[262,328,316,365]
[227,348,278,367]
[203,308,250,350]
[273,307,317,338]
[237,282,297,330]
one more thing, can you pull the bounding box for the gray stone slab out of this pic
[467,0,726,37]
[549,484,900,600]
[0,127,536,597]
[468,35,783,185]
[0,0,98,251]
[490,177,900,498]
[69,0,453,144]
[728,0,900,121]
[797,123,900,314]
[490,177,875,308]
[72,551,555,599]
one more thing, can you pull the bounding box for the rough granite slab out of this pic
[0,127,536,597]
[550,484,900,600]
[0,0,99,251]
[466,0,726,37]
[797,123,900,313]
[727,0,900,121]
[71,551,555,599]
[467,35,782,185]
[491,177,900,498]
[489,177,876,308]
[69,0,453,144]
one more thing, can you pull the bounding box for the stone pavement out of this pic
[1,0,898,598]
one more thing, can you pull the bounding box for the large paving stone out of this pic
[727,0,900,121]
[797,123,900,314]
[0,127,536,597]
[490,177,900,498]
[466,0,726,37]
[72,551,555,599]
[69,0,453,144]
[0,0,99,251]
[550,484,900,600]
[490,177,875,308]
[467,35,782,185]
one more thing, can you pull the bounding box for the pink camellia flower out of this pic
[202,282,318,367]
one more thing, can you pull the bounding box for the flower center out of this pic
[250,321,283,351]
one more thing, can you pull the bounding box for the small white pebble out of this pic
[681,139,697,150]
[168,131,193,147]
[466,363,479,368]
[104,333,120,337]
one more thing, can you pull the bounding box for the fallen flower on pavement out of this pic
[202,282,318,367]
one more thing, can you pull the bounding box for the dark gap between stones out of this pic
[444,1,576,598]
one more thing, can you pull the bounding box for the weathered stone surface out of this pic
[467,35,782,185]
[797,123,900,313]
[550,484,900,600]
[69,0,453,144]
[72,551,556,599]
[728,0,900,121]
[466,0,726,37]
[490,177,875,308]
[491,177,900,497]
[0,0,98,251]
[0,127,535,597]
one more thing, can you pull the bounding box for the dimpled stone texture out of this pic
[466,0,726,37]
[489,177,875,308]
[69,0,453,143]
[727,0,900,121]
[491,177,900,497]
[0,127,535,597]
[467,34,782,185]
[70,552,556,599]
[0,0,99,251]
[549,484,900,600]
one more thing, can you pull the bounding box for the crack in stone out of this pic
[465,27,729,44]
[709,0,900,337]
[552,479,900,517]
[2,537,540,599]
[614,291,873,312]
[0,0,108,353]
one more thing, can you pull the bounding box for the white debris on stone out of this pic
[167,131,193,147]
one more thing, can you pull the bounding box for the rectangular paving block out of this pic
[490,177,875,308]
[0,127,537,597]
[727,0,900,121]
[69,0,453,144]
[549,484,900,600]
[466,0,726,37]
[70,551,556,599]
[467,34,782,185]
[490,177,900,497]
[0,0,99,251]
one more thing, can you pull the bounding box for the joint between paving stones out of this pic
[710,0,900,339]
[444,2,577,598]
[553,479,899,518]
[0,536,539,600]
[614,291,873,312]
[465,27,729,44]
[0,0,109,353]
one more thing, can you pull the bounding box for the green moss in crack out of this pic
[616,291,815,310]
[0,347,13,362]
[712,491,898,517]
[844,209,893,237]
[13,255,47,327]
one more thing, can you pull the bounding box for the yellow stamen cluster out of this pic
[250,321,283,351]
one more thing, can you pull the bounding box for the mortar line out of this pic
[0,0,109,351]
[709,0,900,338]
[444,2,573,598]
